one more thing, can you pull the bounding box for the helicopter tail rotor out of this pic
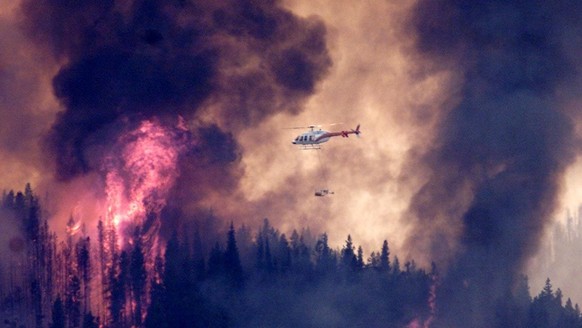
[351,124,361,138]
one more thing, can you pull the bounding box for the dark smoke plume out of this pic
[20,0,331,182]
[404,1,581,326]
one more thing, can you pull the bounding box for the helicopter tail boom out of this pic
[340,124,361,138]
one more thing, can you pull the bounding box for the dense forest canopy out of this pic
[1,184,581,328]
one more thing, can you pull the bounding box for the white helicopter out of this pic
[291,124,361,149]
[289,123,361,197]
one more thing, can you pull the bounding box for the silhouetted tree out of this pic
[224,223,244,288]
[208,242,224,277]
[264,237,274,274]
[256,220,279,277]
[380,240,390,272]
[290,230,312,278]
[2,189,15,208]
[356,246,364,271]
[315,233,336,275]
[31,278,42,328]
[558,298,580,328]
[368,251,380,269]
[255,234,265,271]
[82,312,98,328]
[528,278,562,328]
[163,232,194,327]
[192,226,207,281]
[77,237,91,314]
[50,296,65,328]
[24,183,40,242]
[110,252,128,328]
[144,279,168,328]
[66,275,81,328]
[392,256,401,276]
[277,234,292,273]
[163,231,229,327]
[130,232,147,326]
[341,235,356,271]
[97,219,107,320]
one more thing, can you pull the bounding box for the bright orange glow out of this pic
[103,119,190,245]
[407,274,437,328]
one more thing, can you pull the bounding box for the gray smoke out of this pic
[404,1,582,326]
[19,0,331,186]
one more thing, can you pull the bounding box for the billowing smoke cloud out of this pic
[19,0,330,175]
[403,1,582,326]
[0,3,58,191]
[17,0,331,232]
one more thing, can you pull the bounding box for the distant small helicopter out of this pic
[290,124,361,149]
[314,189,334,197]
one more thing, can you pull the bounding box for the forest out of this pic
[1,184,581,328]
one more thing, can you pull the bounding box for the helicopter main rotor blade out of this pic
[284,122,346,130]
[283,124,322,130]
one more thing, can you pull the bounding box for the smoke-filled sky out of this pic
[1,0,582,313]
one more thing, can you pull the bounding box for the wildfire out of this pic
[408,273,438,328]
[66,218,82,236]
[103,118,191,245]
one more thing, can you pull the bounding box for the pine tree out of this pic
[368,251,380,269]
[66,275,81,328]
[356,246,364,270]
[110,251,128,328]
[315,233,335,275]
[255,234,265,271]
[50,296,65,328]
[290,230,312,277]
[97,219,107,320]
[82,312,98,328]
[130,233,147,327]
[77,237,91,314]
[380,240,390,272]
[144,256,168,328]
[208,242,224,277]
[192,226,206,281]
[2,189,15,208]
[144,280,168,328]
[340,235,356,273]
[515,275,531,307]
[24,183,40,242]
[264,237,274,274]
[224,223,244,288]
[31,278,43,328]
[392,256,401,276]
[278,234,292,273]
[163,232,206,327]
[560,298,580,328]
[529,278,556,328]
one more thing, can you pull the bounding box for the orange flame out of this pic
[103,118,190,245]
[407,274,438,328]
[66,219,82,236]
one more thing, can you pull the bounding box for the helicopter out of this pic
[289,123,361,197]
[314,189,334,197]
[291,124,361,149]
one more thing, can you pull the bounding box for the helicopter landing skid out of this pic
[299,145,321,150]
